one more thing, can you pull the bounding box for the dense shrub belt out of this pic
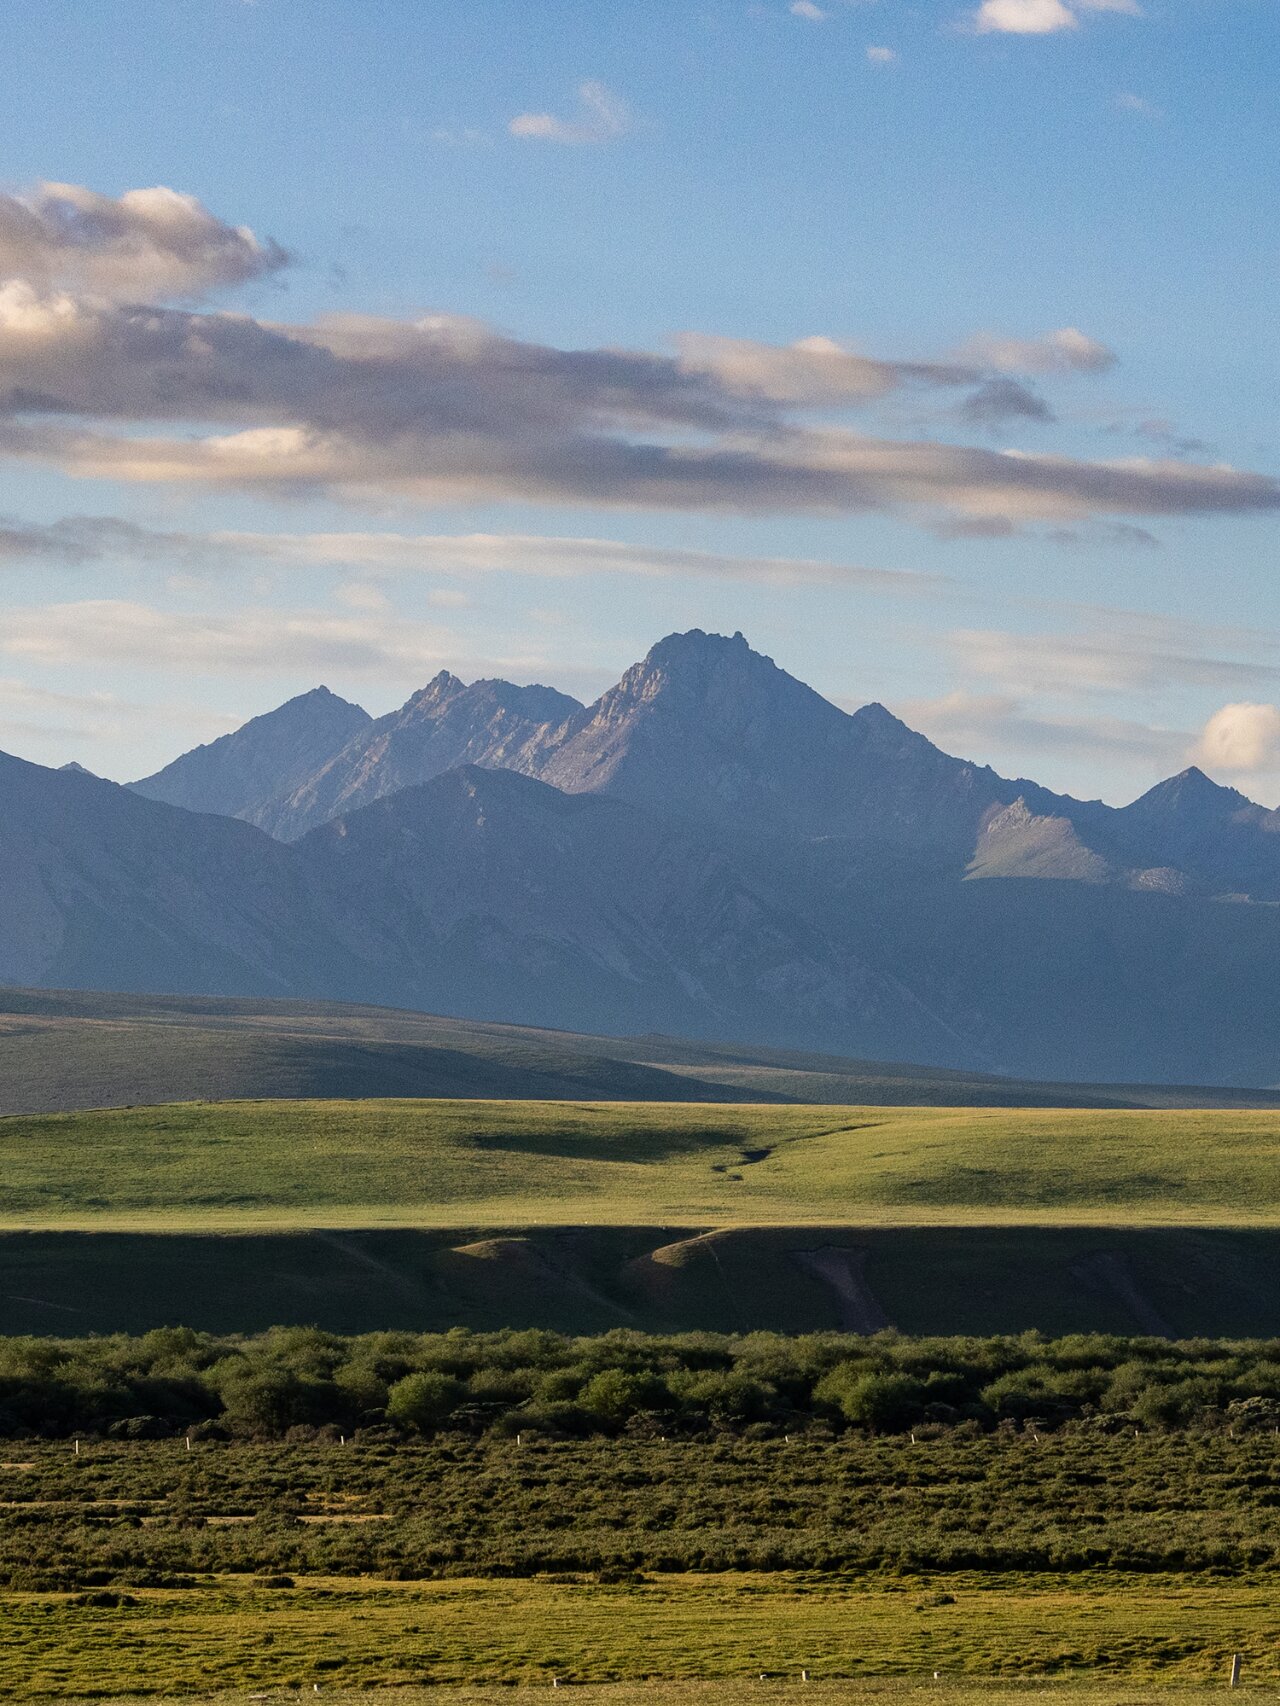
[6,1327,1280,1440]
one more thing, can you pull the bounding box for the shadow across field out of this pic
[6,1223,1280,1336]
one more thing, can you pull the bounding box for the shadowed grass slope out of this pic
[3,987,1274,1115]
[5,1224,1280,1335]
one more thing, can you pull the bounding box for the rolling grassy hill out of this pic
[8,1097,1280,1231]
[2,986,1275,1114]
[4,1095,1280,1337]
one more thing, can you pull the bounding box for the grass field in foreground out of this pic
[45,1690,1280,1706]
[5,1099,1280,1232]
[5,1572,1280,1697]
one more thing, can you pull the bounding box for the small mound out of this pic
[451,1237,551,1268]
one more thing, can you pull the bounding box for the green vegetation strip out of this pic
[5,1100,1280,1230]
[8,1327,1280,1444]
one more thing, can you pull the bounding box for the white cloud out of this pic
[1192,703,1280,774]
[790,2,829,19]
[674,331,972,403]
[9,413,1273,530]
[971,0,1138,32]
[0,182,288,303]
[958,326,1116,374]
[866,45,898,62]
[973,0,1078,32]
[509,81,631,145]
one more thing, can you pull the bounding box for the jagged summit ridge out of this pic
[124,628,1277,890]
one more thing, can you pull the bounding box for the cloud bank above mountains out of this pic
[0,180,1270,534]
[0,176,1273,802]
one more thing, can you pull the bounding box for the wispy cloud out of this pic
[0,676,234,753]
[1115,91,1163,119]
[0,598,554,682]
[509,81,631,145]
[945,624,1279,697]
[866,45,898,63]
[790,2,829,20]
[897,689,1187,770]
[0,515,949,597]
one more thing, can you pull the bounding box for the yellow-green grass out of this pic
[5,1572,1280,1698]
[4,1099,1280,1233]
[41,1691,1280,1706]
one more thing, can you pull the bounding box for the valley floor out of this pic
[7,1572,1280,1697]
[6,1429,1280,1696]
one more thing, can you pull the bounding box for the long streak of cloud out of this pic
[0,184,1268,531]
[0,514,948,594]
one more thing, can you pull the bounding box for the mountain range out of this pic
[6,628,1280,1085]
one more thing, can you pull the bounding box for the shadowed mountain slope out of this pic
[294,763,939,1048]
[0,750,356,999]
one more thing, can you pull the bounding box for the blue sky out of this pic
[0,0,1276,801]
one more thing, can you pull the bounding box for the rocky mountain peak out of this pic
[595,628,849,737]
[1124,765,1252,822]
[129,685,372,824]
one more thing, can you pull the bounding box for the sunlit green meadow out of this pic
[4,1099,1280,1232]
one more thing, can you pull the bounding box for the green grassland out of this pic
[7,1429,1280,1696]
[7,1098,1280,1232]
[42,1690,1280,1706]
[39,1691,1280,1706]
[7,1433,1280,1699]
[7,1571,1280,1697]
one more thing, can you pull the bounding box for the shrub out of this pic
[386,1371,465,1433]
[815,1367,926,1431]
